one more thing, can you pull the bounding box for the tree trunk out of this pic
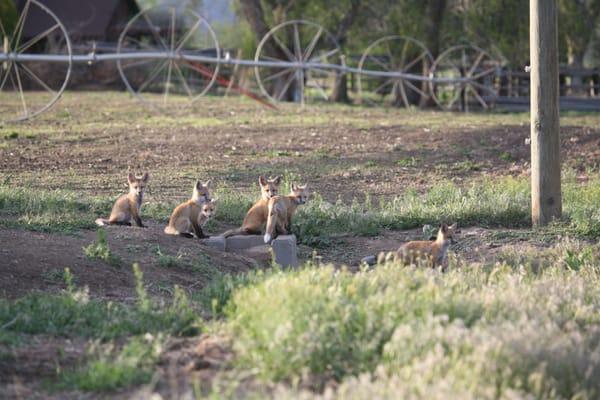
[331,0,362,103]
[420,0,447,107]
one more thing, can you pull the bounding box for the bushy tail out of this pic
[164,225,179,235]
[264,203,277,244]
[95,218,108,226]
[223,227,248,238]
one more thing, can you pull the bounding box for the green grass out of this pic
[56,335,162,392]
[2,172,600,242]
[223,241,600,398]
[0,266,201,340]
[83,230,121,265]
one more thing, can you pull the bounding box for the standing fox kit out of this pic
[164,180,214,238]
[222,175,282,238]
[264,184,310,243]
[396,223,459,270]
[95,172,149,227]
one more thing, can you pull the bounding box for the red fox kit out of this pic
[264,184,309,243]
[95,172,149,227]
[222,175,281,238]
[164,180,214,238]
[396,223,459,270]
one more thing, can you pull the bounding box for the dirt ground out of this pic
[1,93,599,398]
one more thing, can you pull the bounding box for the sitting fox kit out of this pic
[396,223,458,270]
[95,172,149,227]
[222,175,282,238]
[164,180,214,238]
[264,184,309,243]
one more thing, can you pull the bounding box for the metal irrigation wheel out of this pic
[117,5,220,110]
[357,35,433,107]
[0,0,72,123]
[429,44,501,111]
[254,20,344,105]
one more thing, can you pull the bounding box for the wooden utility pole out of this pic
[530,0,561,225]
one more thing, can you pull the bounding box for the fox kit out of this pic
[264,184,309,243]
[164,180,214,238]
[396,223,459,270]
[222,175,281,238]
[95,172,149,227]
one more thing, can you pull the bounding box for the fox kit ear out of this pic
[449,223,457,230]
[300,184,308,190]
[141,172,150,183]
[128,172,136,184]
[272,176,282,185]
[204,179,212,188]
[291,183,299,191]
[259,175,267,186]
[440,223,448,233]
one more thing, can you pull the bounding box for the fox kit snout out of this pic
[95,172,149,227]
[263,183,309,243]
[164,180,215,238]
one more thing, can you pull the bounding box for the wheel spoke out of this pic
[404,79,428,98]
[271,32,295,61]
[302,26,322,62]
[173,61,193,97]
[13,63,28,116]
[17,23,59,53]
[472,67,496,80]
[446,86,463,110]
[19,62,56,94]
[467,51,486,77]
[142,13,168,52]
[276,72,296,101]
[0,62,13,92]
[307,78,329,100]
[260,54,288,62]
[468,85,488,109]
[367,55,390,72]
[397,80,409,107]
[263,67,294,83]
[163,61,173,105]
[471,80,497,96]
[373,78,394,95]
[293,22,302,61]
[123,36,161,52]
[403,51,428,72]
[137,59,168,94]
[175,17,202,52]
[11,0,30,50]
[309,47,339,63]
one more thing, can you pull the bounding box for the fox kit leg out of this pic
[192,221,209,239]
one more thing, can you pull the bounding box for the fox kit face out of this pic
[193,180,212,203]
[128,172,149,197]
[290,183,309,204]
[259,175,282,199]
[437,223,459,245]
[201,199,216,218]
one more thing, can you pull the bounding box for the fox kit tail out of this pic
[95,218,108,226]
[264,202,277,244]
[164,225,179,235]
[223,227,248,238]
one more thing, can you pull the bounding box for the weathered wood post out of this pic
[530,0,561,225]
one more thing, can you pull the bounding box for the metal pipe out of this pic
[0,51,474,83]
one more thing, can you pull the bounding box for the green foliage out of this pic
[56,335,163,392]
[0,266,201,340]
[83,230,120,265]
[225,248,600,398]
[0,186,108,233]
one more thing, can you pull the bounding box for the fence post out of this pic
[530,0,561,226]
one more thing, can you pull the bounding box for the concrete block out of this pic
[361,255,376,266]
[226,235,265,251]
[201,235,226,251]
[271,235,298,267]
